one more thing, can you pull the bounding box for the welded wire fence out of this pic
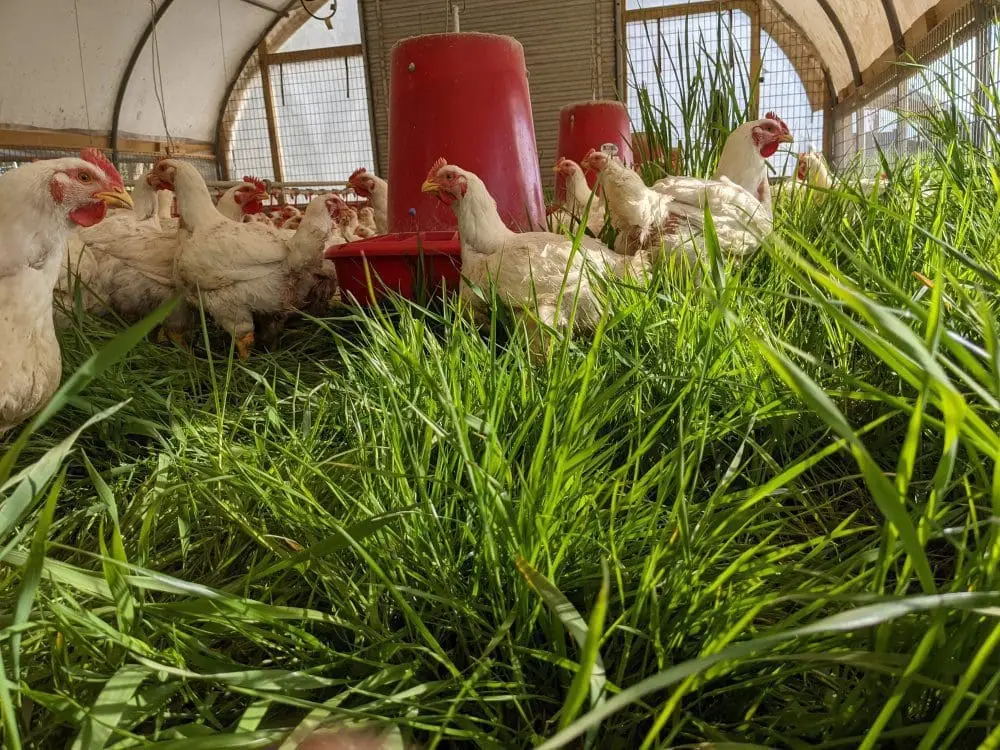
[220,46,375,184]
[833,0,999,168]
[0,147,216,182]
[624,0,825,178]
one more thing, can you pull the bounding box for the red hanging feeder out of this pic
[555,100,632,200]
[327,32,547,305]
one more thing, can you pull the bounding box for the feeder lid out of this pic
[392,31,524,53]
[559,100,629,114]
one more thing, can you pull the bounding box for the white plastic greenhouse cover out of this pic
[767,0,967,96]
[0,0,971,145]
[0,0,314,146]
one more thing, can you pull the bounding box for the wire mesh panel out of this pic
[270,55,374,181]
[221,47,374,183]
[0,147,215,183]
[625,8,753,147]
[222,65,274,180]
[624,1,826,176]
[0,147,83,176]
[832,0,997,168]
[759,1,825,176]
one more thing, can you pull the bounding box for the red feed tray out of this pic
[325,231,462,306]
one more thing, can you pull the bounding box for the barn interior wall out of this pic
[359,0,620,179]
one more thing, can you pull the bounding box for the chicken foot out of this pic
[236,332,255,360]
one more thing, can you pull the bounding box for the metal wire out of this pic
[623,2,824,177]
[73,0,94,143]
[832,0,995,169]
[148,0,176,153]
[221,48,374,182]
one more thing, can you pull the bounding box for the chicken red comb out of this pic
[764,112,790,133]
[426,157,447,182]
[80,148,124,188]
[242,175,266,193]
[348,167,369,183]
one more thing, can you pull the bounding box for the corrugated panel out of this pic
[360,0,618,186]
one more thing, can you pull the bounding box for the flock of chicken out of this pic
[0,112,793,432]
[420,113,793,347]
[54,167,392,356]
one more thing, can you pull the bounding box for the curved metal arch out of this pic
[758,5,833,111]
[880,0,906,54]
[110,0,177,165]
[814,0,863,88]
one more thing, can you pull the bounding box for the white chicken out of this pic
[581,113,792,274]
[0,148,131,432]
[334,204,363,243]
[778,151,888,205]
[148,159,334,359]
[56,174,173,324]
[58,175,270,332]
[347,168,388,234]
[254,195,342,349]
[216,176,269,223]
[549,157,606,236]
[421,158,609,350]
[358,206,378,237]
[775,150,833,205]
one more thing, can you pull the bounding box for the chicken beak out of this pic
[420,180,440,194]
[778,132,794,144]
[96,188,134,210]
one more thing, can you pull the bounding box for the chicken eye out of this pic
[79,172,92,183]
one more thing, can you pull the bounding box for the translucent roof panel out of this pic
[772,0,944,94]
[630,0,953,97]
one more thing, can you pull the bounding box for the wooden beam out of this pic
[257,42,287,204]
[261,44,363,66]
[624,1,755,23]
[749,2,762,120]
[0,127,215,158]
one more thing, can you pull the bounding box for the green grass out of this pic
[5,66,1000,748]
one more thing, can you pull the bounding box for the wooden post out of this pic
[749,1,762,120]
[257,41,286,205]
[823,96,836,163]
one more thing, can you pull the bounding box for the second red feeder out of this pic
[555,100,633,200]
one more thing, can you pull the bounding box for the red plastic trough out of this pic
[329,32,549,306]
[325,232,462,306]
